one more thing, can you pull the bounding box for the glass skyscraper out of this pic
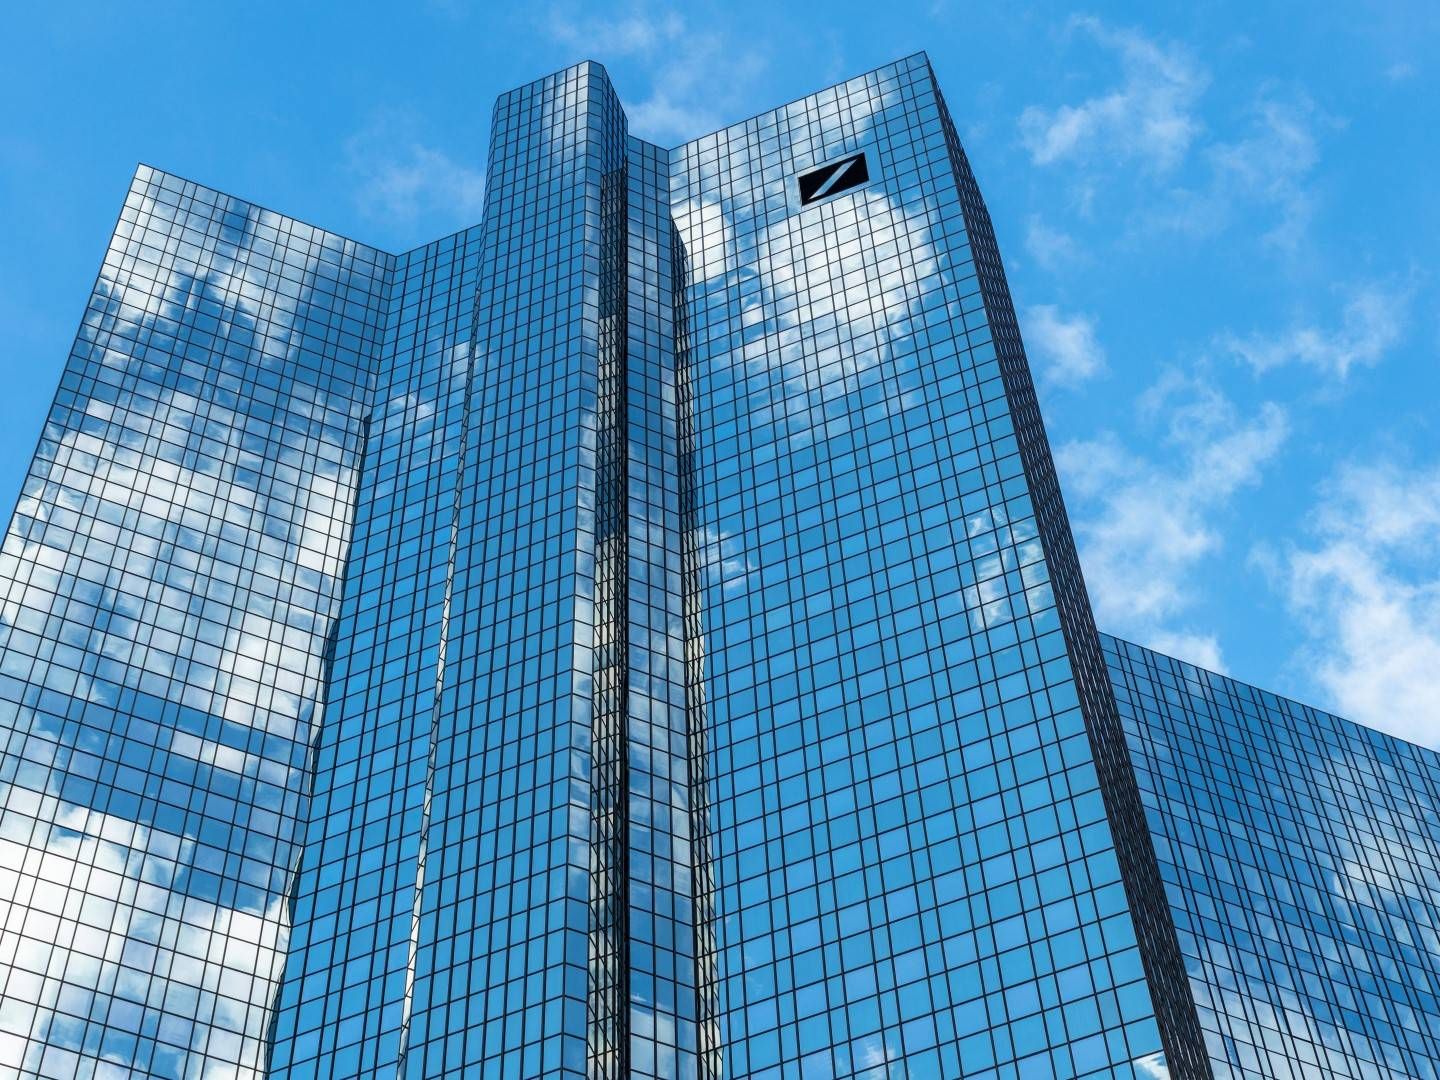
[0,54,1435,1080]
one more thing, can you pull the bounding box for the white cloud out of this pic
[547,6,683,55]
[1208,97,1320,250]
[1269,462,1440,746]
[1058,373,1289,671]
[1223,282,1409,377]
[1024,215,1082,271]
[1126,91,1326,251]
[545,4,766,144]
[1023,304,1106,385]
[346,112,486,223]
[1147,629,1227,673]
[629,91,727,146]
[1019,16,1207,171]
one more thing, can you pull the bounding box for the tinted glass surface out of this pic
[407,62,625,1080]
[15,55,1385,1080]
[1107,634,1440,1079]
[668,55,1167,1080]
[268,227,483,1077]
[0,167,389,1077]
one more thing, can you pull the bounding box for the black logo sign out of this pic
[797,152,870,206]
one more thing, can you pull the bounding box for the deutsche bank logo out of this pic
[797,152,870,206]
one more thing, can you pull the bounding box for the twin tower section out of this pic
[0,56,1215,1080]
[270,57,1209,1079]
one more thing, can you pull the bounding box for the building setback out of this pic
[0,55,1437,1080]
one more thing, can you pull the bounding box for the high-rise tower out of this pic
[1,55,1436,1080]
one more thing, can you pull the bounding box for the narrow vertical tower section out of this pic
[589,127,632,1080]
[622,136,706,1080]
[671,224,723,1080]
[414,62,630,1079]
[268,227,484,1077]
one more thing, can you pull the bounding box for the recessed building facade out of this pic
[0,55,1436,1080]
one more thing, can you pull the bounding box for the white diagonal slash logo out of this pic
[812,156,860,199]
[798,152,871,206]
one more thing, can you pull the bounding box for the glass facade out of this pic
[665,56,1186,1080]
[1106,635,1440,1080]
[0,52,1434,1080]
[266,224,483,1076]
[0,167,390,1076]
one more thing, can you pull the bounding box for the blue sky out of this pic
[3,1,1437,743]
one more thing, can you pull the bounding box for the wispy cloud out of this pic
[1141,93,1324,249]
[1144,629,1228,673]
[1262,461,1440,746]
[546,6,683,55]
[1223,282,1409,377]
[1209,96,1320,249]
[1057,372,1289,671]
[1019,16,1207,172]
[1023,304,1106,385]
[1020,22,1332,253]
[345,110,486,224]
[546,3,767,144]
[1024,215,1083,272]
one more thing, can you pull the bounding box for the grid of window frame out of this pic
[667,54,1170,1080]
[11,51,1430,1080]
[1106,634,1440,1079]
[414,62,624,1080]
[267,226,484,1077]
[0,167,389,1078]
[624,135,705,1080]
[589,146,632,1080]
